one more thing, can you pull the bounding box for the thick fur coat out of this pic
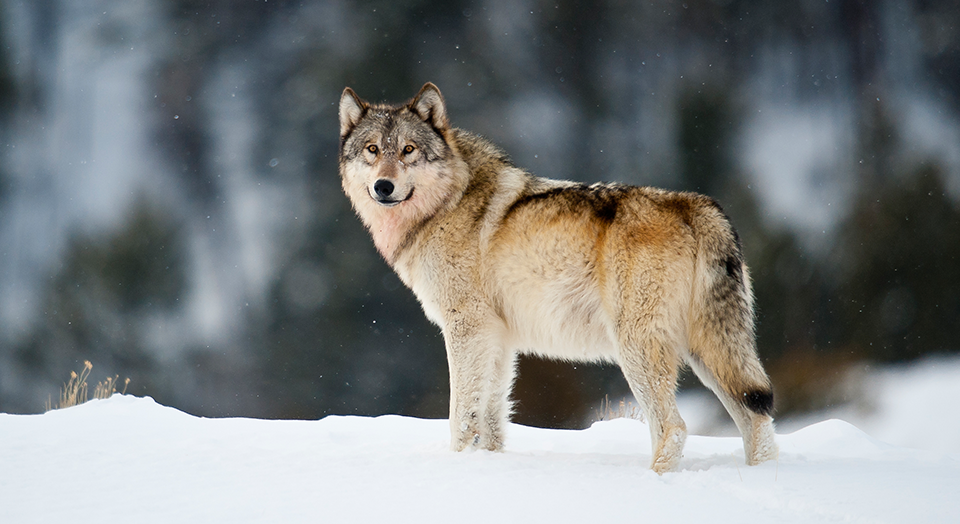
[338,83,778,473]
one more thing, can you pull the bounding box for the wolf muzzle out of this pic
[371,179,413,207]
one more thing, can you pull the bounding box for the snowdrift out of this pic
[2,395,957,523]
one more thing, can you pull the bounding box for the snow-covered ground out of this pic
[2,358,959,523]
[781,356,960,454]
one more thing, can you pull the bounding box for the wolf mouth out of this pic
[373,188,414,207]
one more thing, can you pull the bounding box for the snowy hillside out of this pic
[2,392,958,523]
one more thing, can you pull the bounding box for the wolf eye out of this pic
[366,144,379,154]
[402,145,415,155]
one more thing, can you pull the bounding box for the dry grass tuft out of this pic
[94,375,130,400]
[594,394,645,423]
[45,361,130,412]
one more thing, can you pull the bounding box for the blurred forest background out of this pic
[0,0,958,428]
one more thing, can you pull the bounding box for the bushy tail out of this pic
[687,198,773,416]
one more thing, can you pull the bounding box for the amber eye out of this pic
[402,144,415,155]
[366,144,379,154]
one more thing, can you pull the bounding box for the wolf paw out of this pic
[745,417,779,465]
[746,435,779,465]
[478,432,505,452]
[651,426,686,474]
[450,417,484,452]
[747,440,779,466]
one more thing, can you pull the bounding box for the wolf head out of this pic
[338,83,469,262]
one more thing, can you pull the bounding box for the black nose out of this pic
[373,179,395,199]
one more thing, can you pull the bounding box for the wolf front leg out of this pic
[478,345,516,451]
[442,314,510,452]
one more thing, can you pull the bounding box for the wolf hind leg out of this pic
[686,321,778,465]
[688,241,778,464]
[616,323,687,475]
[687,356,778,464]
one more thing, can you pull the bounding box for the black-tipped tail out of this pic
[741,389,774,416]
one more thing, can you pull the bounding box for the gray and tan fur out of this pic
[338,83,778,473]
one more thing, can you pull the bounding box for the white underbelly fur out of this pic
[495,269,617,362]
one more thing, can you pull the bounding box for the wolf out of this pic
[338,82,778,473]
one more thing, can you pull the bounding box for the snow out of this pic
[779,356,960,455]
[2,388,958,523]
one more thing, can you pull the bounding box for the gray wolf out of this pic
[338,82,778,473]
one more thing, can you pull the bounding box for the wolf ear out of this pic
[410,82,449,131]
[339,87,367,138]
